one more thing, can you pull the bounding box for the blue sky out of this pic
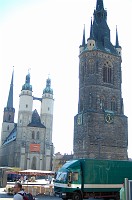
[0,0,132,156]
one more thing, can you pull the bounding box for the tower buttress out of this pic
[17,72,33,127]
[1,69,15,144]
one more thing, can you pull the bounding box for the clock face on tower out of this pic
[105,113,114,124]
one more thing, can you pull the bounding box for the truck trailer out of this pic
[54,159,132,200]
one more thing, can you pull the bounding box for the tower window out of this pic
[111,97,117,111]
[48,107,50,111]
[103,61,112,83]
[26,104,28,108]
[32,131,35,139]
[37,131,40,140]
[8,114,11,121]
[7,125,9,131]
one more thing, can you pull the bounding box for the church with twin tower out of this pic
[74,0,128,160]
[0,72,54,170]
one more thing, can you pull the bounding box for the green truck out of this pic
[54,159,132,200]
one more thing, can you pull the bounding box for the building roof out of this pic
[43,78,53,95]
[22,73,32,91]
[4,69,15,113]
[27,109,46,128]
[3,124,17,145]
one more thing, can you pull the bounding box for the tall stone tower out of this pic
[1,70,15,145]
[40,77,54,170]
[74,0,128,160]
[17,72,33,127]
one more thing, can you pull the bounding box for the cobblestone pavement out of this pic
[0,188,60,200]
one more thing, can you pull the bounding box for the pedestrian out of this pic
[120,183,125,200]
[13,182,24,200]
[23,175,27,183]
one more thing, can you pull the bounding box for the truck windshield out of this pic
[56,172,67,182]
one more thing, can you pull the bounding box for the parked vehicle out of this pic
[54,159,132,200]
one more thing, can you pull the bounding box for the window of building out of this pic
[111,97,117,111]
[103,61,112,83]
[26,104,28,108]
[32,131,35,139]
[48,107,50,111]
[7,125,9,131]
[8,114,11,121]
[37,131,39,140]
[100,96,105,110]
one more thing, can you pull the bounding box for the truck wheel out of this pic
[72,192,82,200]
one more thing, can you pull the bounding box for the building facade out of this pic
[74,0,128,160]
[0,71,54,170]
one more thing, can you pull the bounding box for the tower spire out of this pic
[115,26,120,48]
[7,67,14,108]
[82,24,86,46]
[90,18,94,39]
[96,0,104,10]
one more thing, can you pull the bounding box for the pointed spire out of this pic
[115,26,120,48]
[7,67,14,108]
[90,18,94,39]
[82,24,86,46]
[96,0,104,11]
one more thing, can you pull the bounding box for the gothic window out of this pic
[111,97,117,111]
[31,156,36,170]
[37,131,39,140]
[100,96,106,110]
[8,114,11,121]
[103,61,113,83]
[89,59,95,74]
[32,131,35,139]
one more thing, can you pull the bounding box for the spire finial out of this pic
[82,24,86,47]
[7,67,14,108]
[96,0,104,10]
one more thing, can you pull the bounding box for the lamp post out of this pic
[50,143,54,171]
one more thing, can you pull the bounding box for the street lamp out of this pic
[50,143,54,171]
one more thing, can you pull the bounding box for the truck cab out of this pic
[54,160,83,200]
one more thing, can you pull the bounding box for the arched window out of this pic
[8,114,11,121]
[100,96,105,110]
[31,156,36,170]
[89,59,95,74]
[111,97,117,111]
[32,131,35,139]
[103,61,112,83]
[37,131,39,140]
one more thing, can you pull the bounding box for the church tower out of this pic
[17,72,33,127]
[40,77,54,170]
[74,0,128,160]
[1,69,15,145]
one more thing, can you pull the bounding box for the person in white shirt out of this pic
[13,182,24,200]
